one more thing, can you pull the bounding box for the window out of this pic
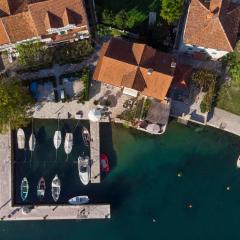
[200,50,205,53]
[188,47,193,51]
[212,52,217,55]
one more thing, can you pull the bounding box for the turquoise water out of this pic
[3,120,240,240]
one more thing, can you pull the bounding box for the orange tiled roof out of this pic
[0,19,10,44]
[184,0,240,51]
[0,0,88,45]
[93,38,175,101]
[1,11,38,43]
[28,0,88,36]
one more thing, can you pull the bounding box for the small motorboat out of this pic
[68,196,89,205]
[29,133,36,151]
[100,154,110,173]
[54,130,62,149]
[64,133,73,154]
[82,127,90,146]
[78,156,90,185]
[51,175,61,202]
[17,128,25,149]
[20,177,29,201]
[37,177,46,199]
[237,156,240,168]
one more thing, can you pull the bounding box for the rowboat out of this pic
[82,127,90,146]
[78,156,90,185]
[17,128,25,149]
[37,177,46,199]
[54,130,62,149]
[68,196,89,205]
[20,177,29,201]
[51,175,61,202]
[64,133,73,154]
[29,133,36,151]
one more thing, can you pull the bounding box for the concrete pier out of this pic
[0,132,110,221]
[90,121,101,183]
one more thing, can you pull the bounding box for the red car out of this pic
[100,154,110,173]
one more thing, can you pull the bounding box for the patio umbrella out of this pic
[88,108,101,122]
[146,124,160,133]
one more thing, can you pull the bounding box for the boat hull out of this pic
[78,156,90,185]
[100,154,110,173]
[29,133,36,152]
[20,177,29,201]
[51,175,61,202]
[237,157,240,168]
[68,196,89,205]
[17,128,25,150]
[54,131,62,149]
[37,177,46,199]
[64,133,73,154]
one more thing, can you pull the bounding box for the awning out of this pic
[123,87,138,97]
[88,108,101,122]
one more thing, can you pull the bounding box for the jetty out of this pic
[90,121,101,183]
[0,132,110,221]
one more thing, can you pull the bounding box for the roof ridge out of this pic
[217,15,234,50]
[0,19,10,43]
[197,0,209,11]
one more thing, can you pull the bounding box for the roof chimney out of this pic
[171,61,176,75]
[171,61,176,69]
[147,68,153,76]
[209,0,230,16]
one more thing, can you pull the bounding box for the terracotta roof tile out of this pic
[184,0,240,51]
[1,11,38,43]
[0,0,11,16]
[0,19,10,44]
[0,0,89,45]
[94,38,175,101]
[28,0,88,35]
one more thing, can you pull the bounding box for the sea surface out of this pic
[2,119,240,240]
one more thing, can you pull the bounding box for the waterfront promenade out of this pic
[207,108,240,136]
[0,132,110,221]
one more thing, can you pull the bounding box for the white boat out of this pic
[17,128,25,149]
[54,130,62,149]
[237,156,240,168]
[64,133,73,154]
[29,133,36,151]
[51,175,61,202]
[78,156,90,185]
[82,127,90,146]
[37,177,46,199]
[68,196,89,205]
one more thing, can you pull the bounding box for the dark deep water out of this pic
[2,119,240,240]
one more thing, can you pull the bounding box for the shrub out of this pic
[114,10,129,29]
[102,9,114,25]
[160,0,184,25]
[192,69,216,92]
[200,80,216,113]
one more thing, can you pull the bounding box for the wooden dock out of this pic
[0,132,110,221]
[90,121,101,183]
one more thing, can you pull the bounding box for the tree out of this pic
[191,69,216,92]
[225,50,240,83]
[101,9,114,25]
[0,77,34,133]
[160,0,184,25]
[114,10,129,29]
